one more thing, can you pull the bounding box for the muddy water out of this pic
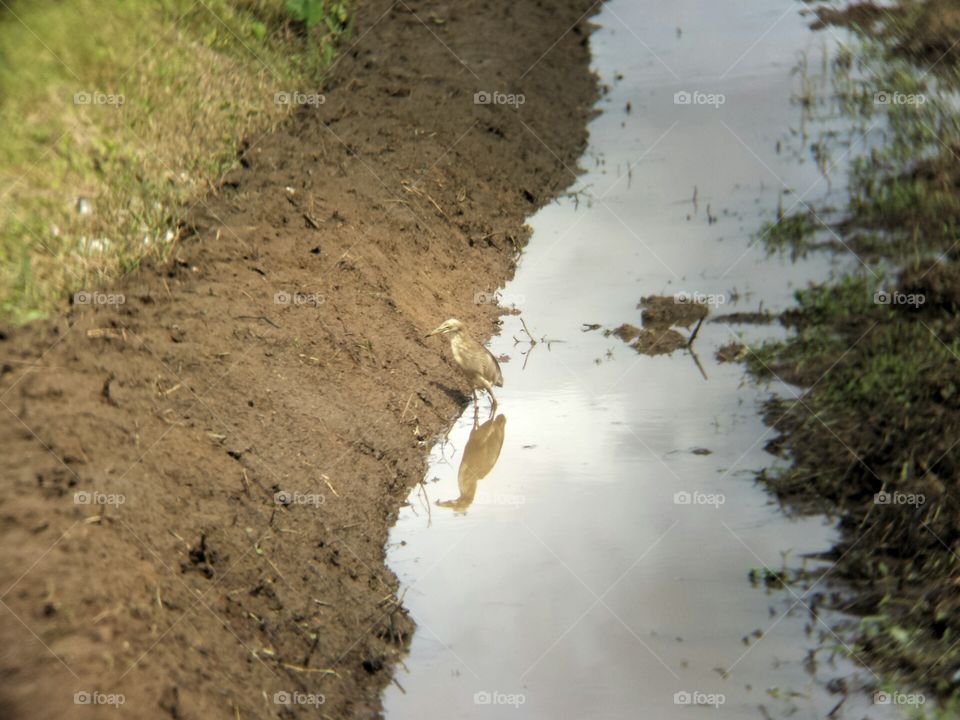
[385,2,907,719]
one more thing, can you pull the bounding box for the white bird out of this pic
[427,318,503,409]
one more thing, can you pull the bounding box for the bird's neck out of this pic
[448,331,466,353]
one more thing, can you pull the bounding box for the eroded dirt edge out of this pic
[0,1,599,717]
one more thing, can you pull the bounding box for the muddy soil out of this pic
[742,0,960,699]
[0,1,597,717]
[607,296,710,356]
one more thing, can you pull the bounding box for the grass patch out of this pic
[745,0,960,706]
[0,0,350,323]
[759,211,822,258]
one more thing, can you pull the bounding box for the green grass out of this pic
[0,0,350,323]
[759,211,821,257]
[744,0,960,703]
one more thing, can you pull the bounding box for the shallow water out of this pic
[384,2,910,718]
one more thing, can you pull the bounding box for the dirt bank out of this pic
[0,1,598,717]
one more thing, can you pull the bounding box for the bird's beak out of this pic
[426,325,443,337]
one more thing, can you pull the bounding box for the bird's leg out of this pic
[488,388,497,412]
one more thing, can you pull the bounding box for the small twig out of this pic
[158,409,188,427]
[86,328,125,340]
[234,315,281,329]
[162,383,182,397]
[400,392,415,421]
[521,344,536,371]
[519,316,537,345]
[321,474,340,498]
[264,555,286,581]
[418,480,432,526]
[424,192,447,218]
[280,663,340,676]
[92,605,122,623]
[688,347,708,381]
[687,316,705,348]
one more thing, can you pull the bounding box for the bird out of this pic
[437,413,507,512]
[426,318,503,409]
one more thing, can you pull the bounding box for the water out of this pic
[384,1,909,718]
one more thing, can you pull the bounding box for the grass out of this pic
[743,0,960,705]
[759,210,824,258]
[0,0,350,323]
[750,277,960,697]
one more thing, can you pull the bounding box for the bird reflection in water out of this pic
[437,413,507,513]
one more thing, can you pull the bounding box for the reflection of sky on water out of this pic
[385,2,904,718]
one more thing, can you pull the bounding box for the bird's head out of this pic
[427,318,464,337]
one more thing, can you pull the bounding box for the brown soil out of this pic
[810,0,960,67]
[605,296,708,356]
[711,310,776,325]
[808,1,893,32]
[715,342,746,363]
[899,261,960,314]
[0,1,598,718]
[608,323,686,356]
[638,294,708,328]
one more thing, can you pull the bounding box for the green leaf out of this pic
[889,626,911,645]
[285,0,327,29]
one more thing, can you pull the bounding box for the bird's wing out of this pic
[484,346,503,387]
